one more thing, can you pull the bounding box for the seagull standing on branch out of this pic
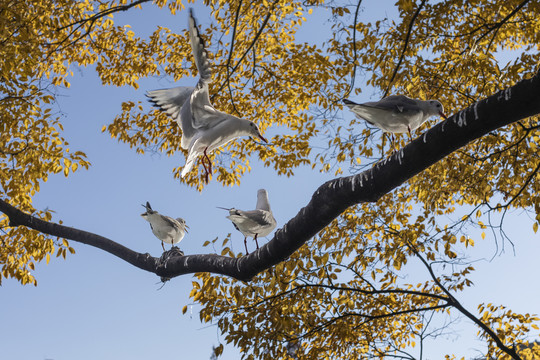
[147,9,268,183]
[141,202,188,251]
[218,189,277,255]
[343,95,447,139]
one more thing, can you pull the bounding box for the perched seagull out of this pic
[147,9,268,183]
[141,202,188,251]
[343,95,447,138]
[218,189,277,254]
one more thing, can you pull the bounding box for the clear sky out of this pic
[1,2,538,360]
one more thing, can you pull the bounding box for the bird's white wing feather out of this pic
[147,87,194,121]
[188,9,221,130]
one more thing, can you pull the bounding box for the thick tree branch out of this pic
[1,70,540,283]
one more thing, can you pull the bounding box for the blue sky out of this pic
[1,2,538,359]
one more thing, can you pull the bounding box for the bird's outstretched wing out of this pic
[188,8,220,130]
[147,87,194,121]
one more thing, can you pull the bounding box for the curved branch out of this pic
[409,242,522,360]
[344,0,363,98]
[478,0,531,53]
[303,303,450,340]
[383,0,427,97]
[1,70,540,283]
[50,0,151,52]
[213,0,280,99]
[242,282,450,311]
[224,0,244,116]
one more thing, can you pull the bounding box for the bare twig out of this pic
[408,241,522,360]
[383,0,427,97]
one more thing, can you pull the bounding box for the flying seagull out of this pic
[218,189,277,254]
[343,95,447,138]
[147,9,268,183]
[141,202,188,251]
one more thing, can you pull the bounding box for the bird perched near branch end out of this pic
[141,202,188,251]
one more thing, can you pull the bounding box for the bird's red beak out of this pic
[440,111,447,119]
[258,134,268,143]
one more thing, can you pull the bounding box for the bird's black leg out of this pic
[244,236,249,255]
[254,234,259,249]
[407,126,412,141]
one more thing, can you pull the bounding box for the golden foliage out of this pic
[1,0,539,358]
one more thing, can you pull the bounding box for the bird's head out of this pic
[217,206,237,216]
[428,100,447,119]
[176,218,189,232]
[247,121,268,143]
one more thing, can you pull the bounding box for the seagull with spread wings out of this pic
[147,9,267,183]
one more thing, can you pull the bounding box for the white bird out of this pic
[147,9,268,183]
[141,202,188,251]
[343,95,447,137]
[218,189,277,254]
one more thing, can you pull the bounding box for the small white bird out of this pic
[218,189,277,254]
[343,95,447,137]
[147,9,268,183]
[141,202,188,251]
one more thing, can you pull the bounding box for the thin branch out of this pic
[224,0,244,116]
[383,0,427,97]
[476,0,531,53]
[492,160,540,211]
[344,0,363,98]
[302,303,450,340]
[49,0,150,52]
[213,0,280,99]
[242,282,449,311]
[408,242,522,360]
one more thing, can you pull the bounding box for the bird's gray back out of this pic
[365,95,420,113]
[227,209,276,238]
